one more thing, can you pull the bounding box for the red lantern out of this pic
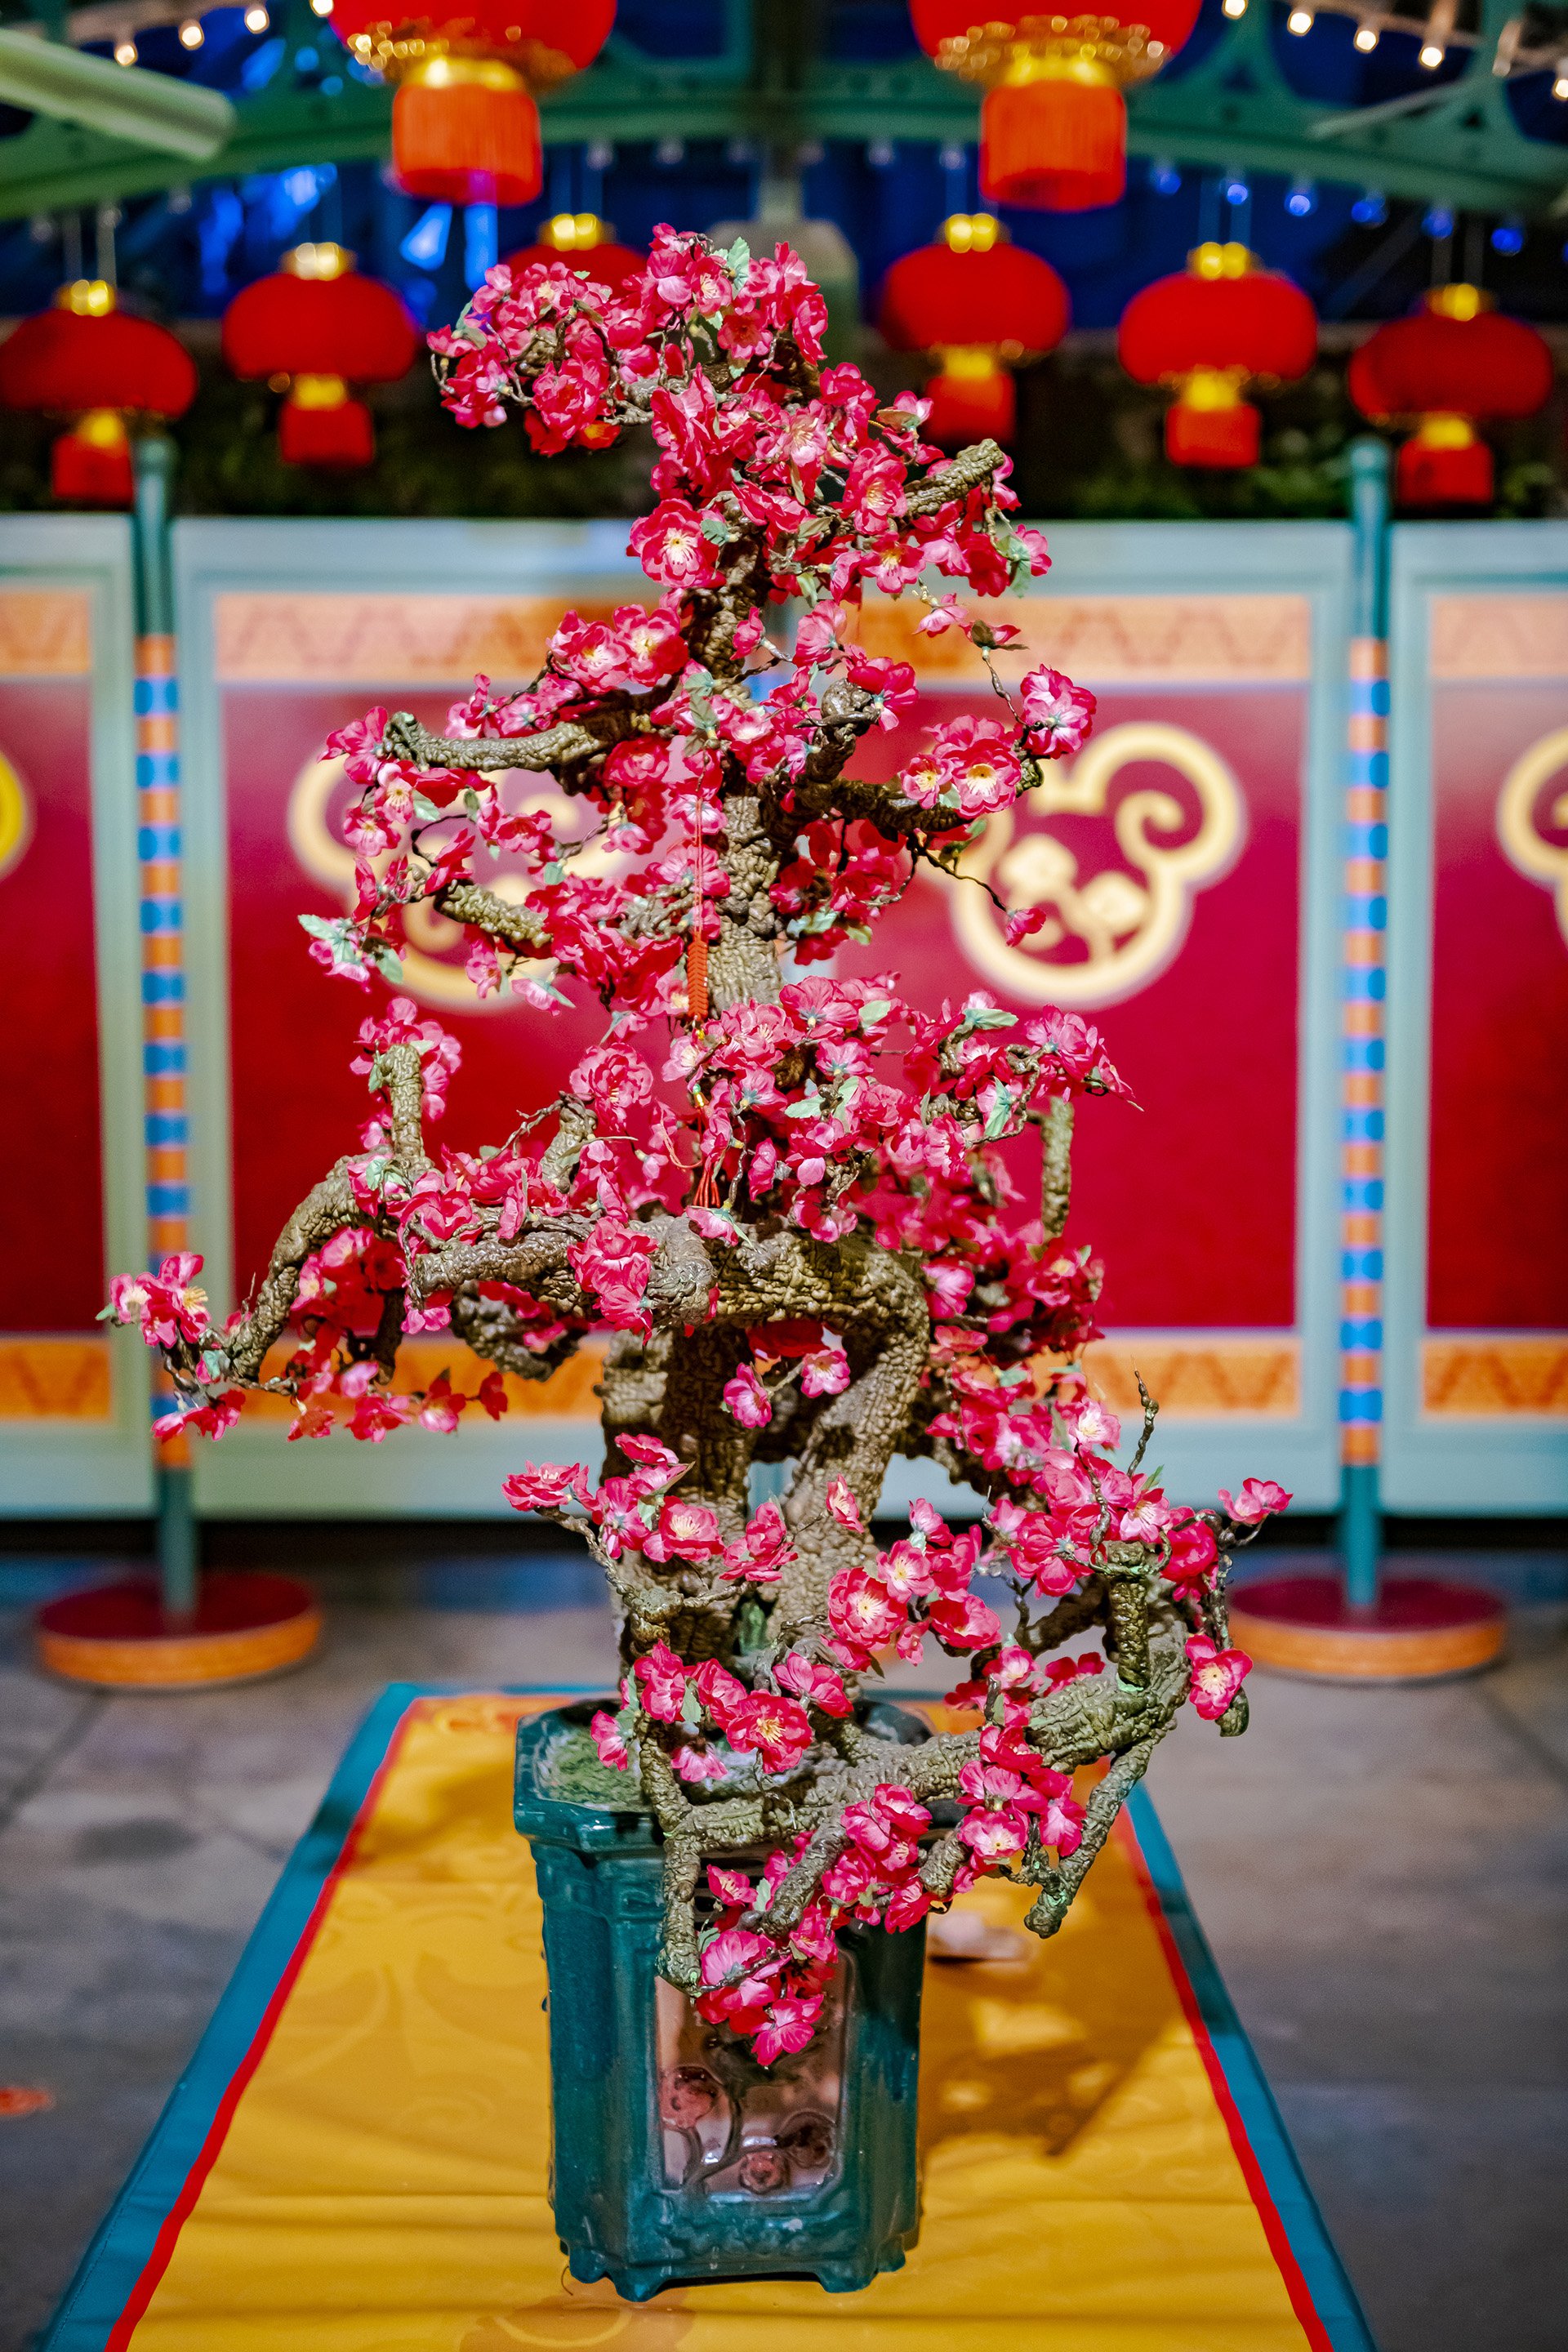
[0,279,196,508]
[879,213,1067,447]
[330,0,614,207]
[911,0,1201,212]
[1348,286,1553,510]
[504,211,645,295]
[222,242,417,471]
[1118,242,1316,469]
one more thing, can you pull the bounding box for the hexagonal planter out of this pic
[514,1700,928,2301]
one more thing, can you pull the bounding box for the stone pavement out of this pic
[0,1549,1564,2352]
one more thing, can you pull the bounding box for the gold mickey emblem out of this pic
[286,751,623,1009]
[0,751,32,883]
[1496,726,1568,949]
[951,721,1243,1007]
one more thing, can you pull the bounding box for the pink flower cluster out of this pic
[109,1252,210,1351]
[504,1435,795,1596]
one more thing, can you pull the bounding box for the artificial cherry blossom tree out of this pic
[112,229,1286,2064]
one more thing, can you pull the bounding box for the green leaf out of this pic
[724,237,752,283]
[412,792,441,820]
[699,511,733,546]
[859,1000,893,1029]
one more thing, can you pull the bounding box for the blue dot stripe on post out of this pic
[1341,633,1388,1474]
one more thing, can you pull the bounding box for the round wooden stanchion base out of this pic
[35,1573,321,1690]
[1229,1574,1506,1685]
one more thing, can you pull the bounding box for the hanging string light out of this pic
[878,212,1068,446]
[222,243,417,470]
[1348,284,1553,507]
[910,0,1202,209]
[1118,241,1317,467]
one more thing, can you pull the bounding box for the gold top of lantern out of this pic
[931,13,1171,90]
[540,213,612,252]
[940,212,1007,253]
[1425,284,1494,322]
[282,243,357,280]
[56,279,117,316]
[1188,242,1256,279]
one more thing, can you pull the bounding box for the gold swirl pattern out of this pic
[1496,725,1568,949]
[952,721,1244,1007]
[0,751,32,883]
[286,751,625,1010]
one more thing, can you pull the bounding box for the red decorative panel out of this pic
[1427,675,1568,1330]
[0,614,105,1331]
[224,685,612,1297]
[839,682,1307,1330]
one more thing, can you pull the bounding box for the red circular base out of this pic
[36,1572,321,1690]
[1230,1575,1506,1683]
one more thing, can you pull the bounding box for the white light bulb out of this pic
[1222,0,1247,21]
[244,3,269,28]
[309,0,333,16]
[1419,38,1443,64]
[1287,7,1313,32]
[1354,22,1378,47]
[1554,70,1568,96]
[114,34,136,61]
[178,16,203,45]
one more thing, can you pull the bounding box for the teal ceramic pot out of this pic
[514,1699,929,2301]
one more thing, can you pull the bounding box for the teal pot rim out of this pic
[513,1696,934,1857]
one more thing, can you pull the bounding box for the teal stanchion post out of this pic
[1338,438,1391,1611]
[131,434,198,1624]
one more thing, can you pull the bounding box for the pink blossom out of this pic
[697,1926,775,1989]
[1020,665,1096,760]
[827,1567,905,1660]
[590,1709,631,1770]
[720,1499,794,1585]
[348,1392,415,1442]
[1218,1478,1293,1523]
[568,1220,660,1339]
[1164,1520,1218,1590]
[692,1657,746,1731]
[634,1641,688,1722]
[776,1652,852,1716]
[825,1476,863,1530]
[644,1494,723,1562]
[956,1805,1030,1864]
[1186,1634,1253,1720]
[722,1361,773,1429]
[629,498,720,590]
[726,1691,814,1775]
[752,1993,823,2065]
[501,1462,588,1514]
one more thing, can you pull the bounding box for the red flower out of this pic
[1186,1634,1253,1720]
[629,498,720,590]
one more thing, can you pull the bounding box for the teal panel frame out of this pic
[175,519,1348,1521]
[174,520,648,1518]
[1383,523,1568,1516]
[0,516,152,1513]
